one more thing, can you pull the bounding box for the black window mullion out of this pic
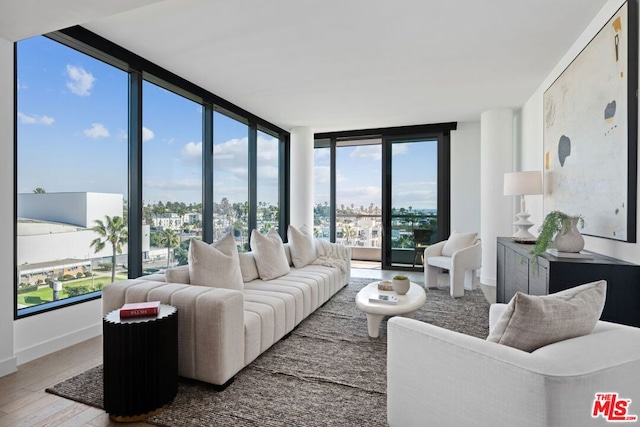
[279,133,290,235]
[127,70,143,279]
[203,104,214,243]
[381,136,392,268]
[438,131,451,241]
[248,124,258,236]
[330,138,337,243]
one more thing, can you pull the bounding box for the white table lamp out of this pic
[504,171,543,241]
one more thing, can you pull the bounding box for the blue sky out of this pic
[18,35,437,211]
[315,141,439,210]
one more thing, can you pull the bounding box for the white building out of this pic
[17,192,150,284]
[152,213,183,230]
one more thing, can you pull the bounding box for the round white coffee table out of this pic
[356,281,426,338]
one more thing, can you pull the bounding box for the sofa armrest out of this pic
[451,240,482,269]
[102,279,245,385]
[387,317,640,427]
[423,240,446,259]
[489,303,508,333]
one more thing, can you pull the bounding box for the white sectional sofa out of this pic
[102,236,350,387]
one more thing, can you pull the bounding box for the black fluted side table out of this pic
[103,304,178,422]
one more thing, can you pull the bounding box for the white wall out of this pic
[0,36,17,376]
[520,0,640,263]
[450,121,481,234]
[480,110,516,285]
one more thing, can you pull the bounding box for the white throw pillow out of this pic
[287,225,316,268]
[250,228,290,280]
[486,280,607,352]
[238,252,260,282]
[441,231,477,257]
[165,264,190,284]
[188,233,243,291]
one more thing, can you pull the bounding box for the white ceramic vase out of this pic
[392,278,410,295]
[554,216,584,253]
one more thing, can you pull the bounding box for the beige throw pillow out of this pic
[487,280,607,352]
[287,225,316,268]
[238,252,260,282]
[250,228,290,280]
[441,231,477,257]
[165,264,190,284]
[188,234,243,291]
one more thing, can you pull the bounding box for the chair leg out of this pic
[425,265,439,289]
[450,268,465,298]
[464,270,478,290]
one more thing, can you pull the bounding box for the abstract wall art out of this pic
[543,0,638,242]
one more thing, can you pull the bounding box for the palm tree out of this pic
[342,224,357,245]
[90,215,128,283]
[33,187,46,193]
[159,229,181,267]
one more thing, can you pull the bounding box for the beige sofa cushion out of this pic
[487,280,606,352]
[188,234,243,291]
[165,264,190,284]
[250,229,290,280]
[287,225,316,268]
[239,252,260,282]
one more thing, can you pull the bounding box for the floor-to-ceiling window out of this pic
[387,137,439,268]
[256,129,280,233]
[16,35,128,315]
[336,138,382,263]
[14,28,288,317]
[313,139,331,240]
[213,111,250,251]
[315,124,454,271]
[142,81,202,272]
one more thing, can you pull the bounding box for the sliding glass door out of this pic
[383,135,449,269]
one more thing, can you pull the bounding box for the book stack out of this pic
[369,294,399,304]
[119,301,161,318]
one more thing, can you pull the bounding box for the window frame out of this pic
[14,27,289,319]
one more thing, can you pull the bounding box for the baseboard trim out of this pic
[15,323,102,366]
[481,275,496,286]
[0,356,17,377]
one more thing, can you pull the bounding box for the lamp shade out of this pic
[503,171,543,196]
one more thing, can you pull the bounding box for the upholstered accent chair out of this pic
[387,301,640,427]
[423,231,481,298]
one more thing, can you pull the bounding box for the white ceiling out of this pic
[2,0,609,133]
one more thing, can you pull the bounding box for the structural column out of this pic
[0,36,17,376]
[480,109,515,286]
[289,127,314,229]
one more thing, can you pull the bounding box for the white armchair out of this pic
[387,306,640,427]
[423,232,481,298]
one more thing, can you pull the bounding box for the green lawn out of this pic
[18,273,128,307]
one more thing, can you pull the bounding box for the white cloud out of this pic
[66,65,95,96]
[337,186,382,209]
[392,144,408,156]
[17,79,27,90]
[315,148,330,158]
[350,145,382,161]
[182,141,202,160]
[142,126,155,142]
[83,123,110,138]
[18,111,54,125]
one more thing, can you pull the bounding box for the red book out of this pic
[119,301,161,318]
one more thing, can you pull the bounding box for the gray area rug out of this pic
[46,277,489,426]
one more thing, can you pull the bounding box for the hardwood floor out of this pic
[0,336,150,427]
[0,267,493,426]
